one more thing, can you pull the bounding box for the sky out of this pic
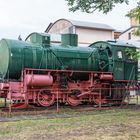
[0,0,139,40]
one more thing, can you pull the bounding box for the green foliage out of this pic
[132,27,140,36]
[125,48,140,61]
[126,3,140,19]
[65,0,129,13]
[126,4,140,36]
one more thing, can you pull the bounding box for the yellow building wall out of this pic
[76,27,113,44]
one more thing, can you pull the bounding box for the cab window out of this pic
[117,51,123,59]
[128,54,133,60]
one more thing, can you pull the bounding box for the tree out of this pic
[65,0,129,14]
[66,0,140,35]
[126,3,140,36]
[125,48,140,62]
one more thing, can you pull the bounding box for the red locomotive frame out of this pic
[0,68,137,109]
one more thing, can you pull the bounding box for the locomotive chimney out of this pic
[61,34,78,47]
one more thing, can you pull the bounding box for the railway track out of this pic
[0,104,139,122]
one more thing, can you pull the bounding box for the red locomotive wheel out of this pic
[37,90,55,107]
[67,95,81,106]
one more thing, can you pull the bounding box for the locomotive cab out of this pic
[89,41,138,81]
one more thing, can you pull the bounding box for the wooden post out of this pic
[9,91,12,117]
[136,94,139,105]
[99,88,101,110]
[4,98,7,107]
[56,89,59,113]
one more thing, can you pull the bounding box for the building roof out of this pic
[68,19,114,30]
[120,26,139,35]
[45,18,114,32]
[114,29,123,33]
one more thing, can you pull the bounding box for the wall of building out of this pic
[119,27,140,41]
[76,27,113,44]
[47,19,114,46]
[131,17,140,26]
[114,32,121,39]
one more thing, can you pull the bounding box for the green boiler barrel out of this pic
[0,39,43,79]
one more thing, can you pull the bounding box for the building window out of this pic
[128,32,131,40]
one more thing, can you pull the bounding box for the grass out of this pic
[0,108,140,140]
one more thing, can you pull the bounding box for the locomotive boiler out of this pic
[0,33,138,108]
[0,33,108,79]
